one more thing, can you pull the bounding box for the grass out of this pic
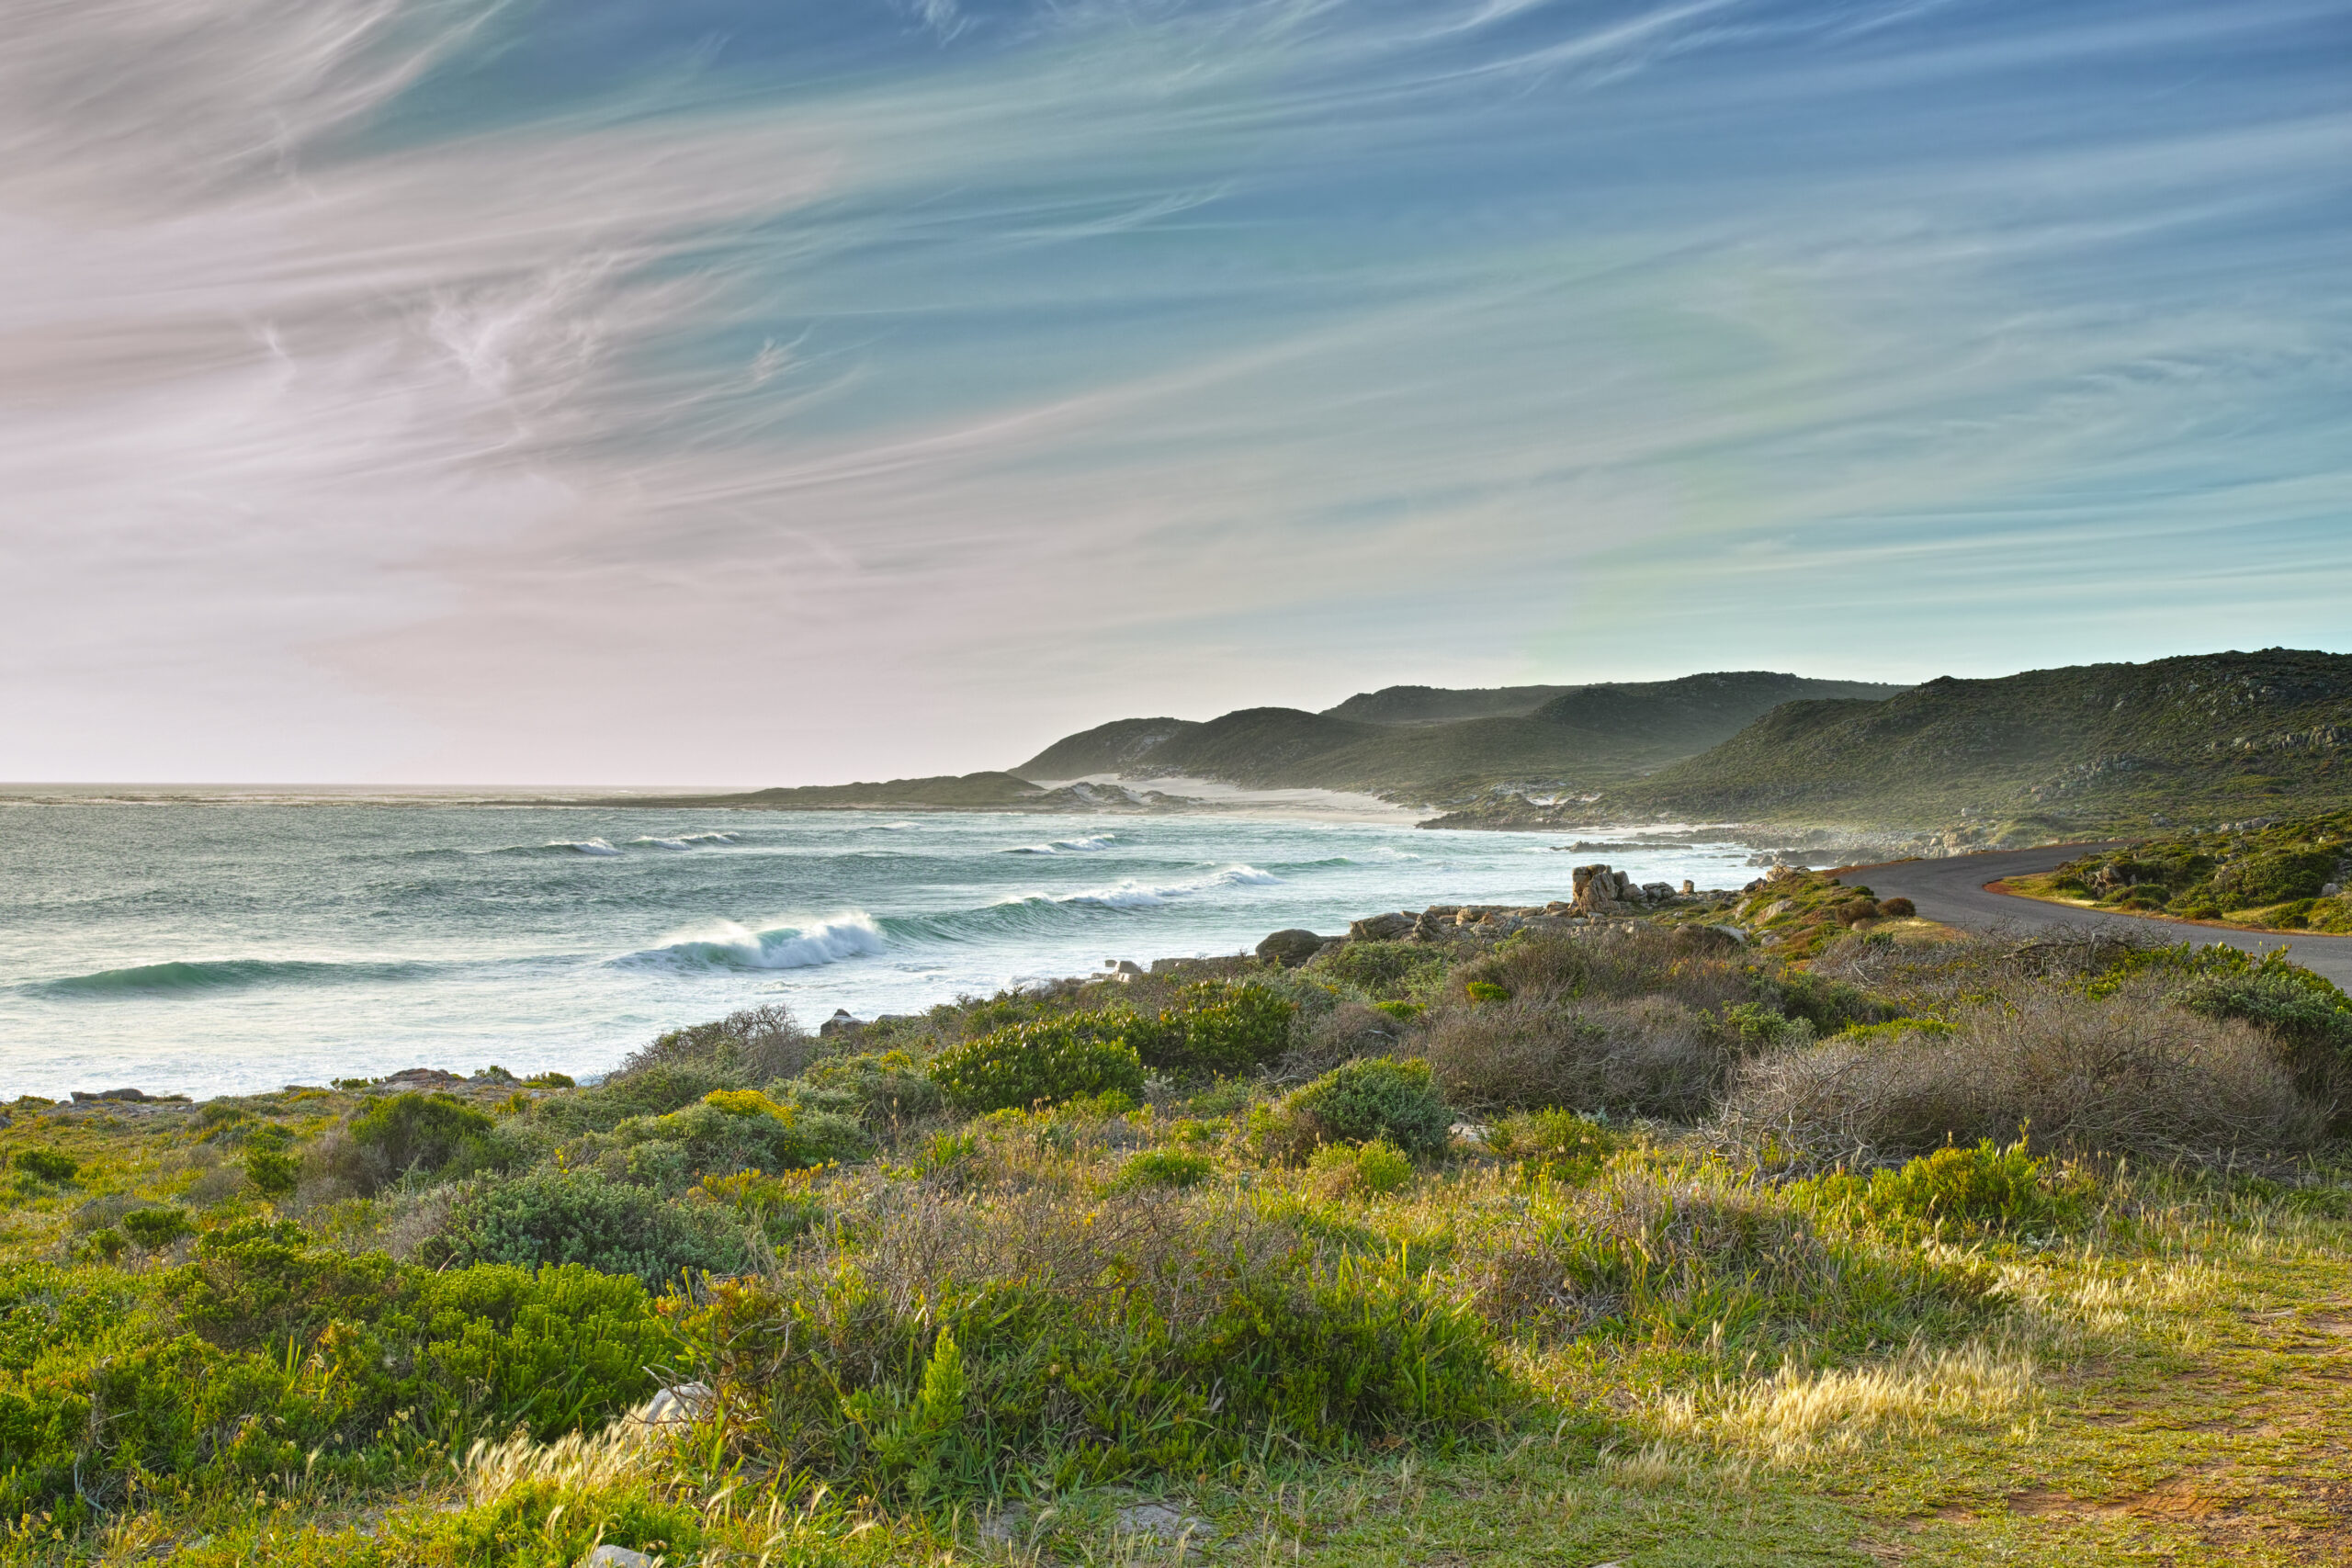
[6,932,2352,1564]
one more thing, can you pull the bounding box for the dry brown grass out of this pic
[1419,994,1725,1118]
[1724,982,2320,1162]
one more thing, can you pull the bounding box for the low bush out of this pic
[1421,995,1724,1119]
[1484,1109,1622,1185]
[1274,1057,1455,1157]
[12,1149,77,1184]
[1841,1139,2088,1234]
[244,1146,299,1198]
[666,1186,1504,1498]
[799,1049,948,1123]
[329,1093,508,1194]
[1877,897,1916,918]
[615,1002,813,1086]
[1472,1169,1851,1345]
[1452,927,1749,1014]
[1306,1138,1415,1198]
[425,1168,752,1287]
[1726,985,2320,1161]
[1306,939,1453,1001]
[2215,848,2338,910]
[1106,1147,1217,1192]
[611,1092,871,1189]
[692,1167,829,1243]
[927,1018,1145,1113]
[120,1206,195,1250]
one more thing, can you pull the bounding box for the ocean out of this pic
[0,799,1758,1100]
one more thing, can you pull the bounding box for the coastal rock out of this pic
[580,1549,653,1568]
[1640,882,1677,902]
[634,1382,715,1427]
[1102,959,1147,980]
[1348,912,1415,942]
[1571,864,1636,913]
[1255,929,1328,968]
[1114,1501,1212,1545]
[819,1009,861,1037]
[71,1088,177,1104]
[378,1068,468,1090]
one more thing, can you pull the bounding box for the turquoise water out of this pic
[0,803,1755,1099]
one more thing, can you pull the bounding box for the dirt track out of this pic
[1838,841,2352,990]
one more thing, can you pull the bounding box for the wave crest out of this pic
[613,915,887,973]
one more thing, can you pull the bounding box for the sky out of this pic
[2,0,2347,786]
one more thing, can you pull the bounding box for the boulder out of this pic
[1571,864,1635,913]
[581,1549,653,1568]
[1641,882,1677,902]
[70,1089,156,1103]
[634,1382,714,1427]
[1348,911,1415,942]
[819,1009,861,1037]
[1255,929,1328,967]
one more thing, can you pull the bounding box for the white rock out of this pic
[581,1547,653,1568]
[633,1382,714,1427]
[1114,1501,1211,1544]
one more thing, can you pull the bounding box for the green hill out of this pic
[1319,683,1578,725]
[1013,672,1912,796]
[653,773,1049,810]
[1598,649,2352,830]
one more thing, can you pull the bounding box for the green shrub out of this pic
[1108,1148,1217,1192]
[1464,981,1511,1004]
[1714,1001,1815,1049]
[1306,940,1453,1001]
[800,1049,947,1122]
[611,1092,870,1188]
[120,1207,195,1250]
[1878,897,1916,918]
[1849,1139,2086,1234]
[81,1228,126,1262]
[11,1149,77,1185]
[2217,849,2338,909]
[692,1168,828,1243]
[1307,1138,1414,1197]
[401,1263,668,1438]
[425,1168,751,1287]
[1150,982,1296,1074]
[342,1093,506,1191]
[669,1203,1504,1500]
[1485,1109,1621,1185]
[1281,1057,1454,1157]
[243,1147,299,1198]
[927,1018,1145,1112]
[173,1220,402,1350]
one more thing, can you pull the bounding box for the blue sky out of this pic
[2,0,2346,784]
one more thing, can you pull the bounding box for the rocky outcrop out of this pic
[1348,911,1417,941]
[1255,929,1329,967]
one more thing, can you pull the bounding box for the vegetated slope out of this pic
[1528,672,1907,753]
[1015,672,1913,796]
[725,773,1046,808]
[1606,649,2352,831]
[1321,683,1580,725]
[1013,717,1202,782]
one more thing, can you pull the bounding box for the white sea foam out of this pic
[617,914,887,972]
[1003,833,1117,855]
[1006,864,1281,909]
[630,831,737,851]
[556,838,621,856]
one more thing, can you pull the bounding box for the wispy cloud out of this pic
[2,0,2346,781]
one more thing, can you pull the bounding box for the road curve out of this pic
[1836,842,2352,991]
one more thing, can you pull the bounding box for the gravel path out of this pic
[1836,842,2352,990]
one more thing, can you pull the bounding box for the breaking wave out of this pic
[613,915,888,973]
[1002,833,1117,855]
[628,831,739,851]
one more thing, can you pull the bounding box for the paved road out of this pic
[1837,842,2352,990]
